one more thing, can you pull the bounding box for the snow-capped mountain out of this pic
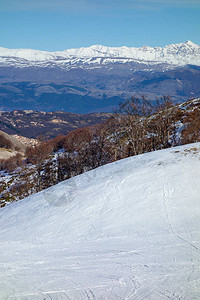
[0,143,200,299]
[0,41,199,68]
[0,41,200,113]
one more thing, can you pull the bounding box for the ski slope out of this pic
[0,144,200,299]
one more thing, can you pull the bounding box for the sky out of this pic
[0,0,199,51]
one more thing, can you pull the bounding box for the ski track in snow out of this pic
[0,144,200,299]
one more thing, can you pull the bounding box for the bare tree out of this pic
[181,108,200,144]
[26,140,52,192]
[153,96,176,149]
[112,96,153,157]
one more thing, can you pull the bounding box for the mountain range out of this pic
[1,40,199,66]
[0,41,200,113]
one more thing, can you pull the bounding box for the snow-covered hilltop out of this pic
[0,144,200,299]
[0,40,199,67]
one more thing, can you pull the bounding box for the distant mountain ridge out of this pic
[0,41,199,68]
[0,41,200,113]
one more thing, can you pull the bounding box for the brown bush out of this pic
[0,133,13,149]
[0,153,23,172]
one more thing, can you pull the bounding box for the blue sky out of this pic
[0,0,199,51]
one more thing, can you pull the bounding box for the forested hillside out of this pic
[1,96,200,206]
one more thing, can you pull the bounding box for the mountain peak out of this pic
[0,41,199,66]
[184,40,197,46]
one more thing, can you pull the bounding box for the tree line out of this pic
[1,96,199,205]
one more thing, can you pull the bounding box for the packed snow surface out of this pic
[1,144,200,299]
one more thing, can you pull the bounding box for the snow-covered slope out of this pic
[0,40,199,68]
[0,144,200,299]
